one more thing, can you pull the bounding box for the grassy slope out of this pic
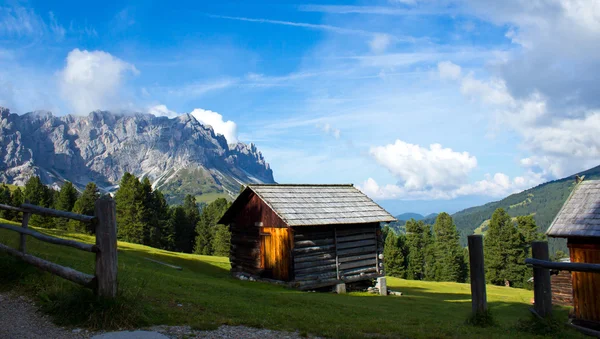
[0,223,582,339]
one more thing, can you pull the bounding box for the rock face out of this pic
[0,107,275,203]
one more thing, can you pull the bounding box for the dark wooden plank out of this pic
[335,228,376,237]
[339,259,376,270]
[94,197,118,298]
[468,235,487,316]
[526,258,600,273]
[336,233,375,243]
[0,203,27,213]
[338,253,377,263]
[20,212,30,253]
[294,259,337,270]
[294,238,334,248]
[293,244,336,254]
[532,242,552,318]
[342,272,382,283]
[294,253,336,263]
[295,263,338,276]
[336,239,377,250]
[337,245,377,256]
[294,278,340,290]
[21,203,95,223]
[294,271,338,281]
[0,223,98,253]
[339,266,377,276]
[294,231,334,240]
[0,242,94,287]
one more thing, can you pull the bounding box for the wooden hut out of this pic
[218,184,396,290]
[546,180,600,328]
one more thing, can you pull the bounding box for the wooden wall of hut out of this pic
[568,239,600,323]
[291,223,383,290]
[229,191,286,277]
[550,270,573,307]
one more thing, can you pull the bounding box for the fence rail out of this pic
[0,197,117,298]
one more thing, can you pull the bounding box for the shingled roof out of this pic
[546,180,600,238]
[222,184,396,226]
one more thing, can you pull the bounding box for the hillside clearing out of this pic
[0,222,583,338]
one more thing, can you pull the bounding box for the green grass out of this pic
[0,223,583,338]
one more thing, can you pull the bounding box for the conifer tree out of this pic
[384,230,406,278]
[432,213,467,282]
[115,173,145,243]
[212,224,231,256]
[0,184,11,219]
[23,176,55,228]
[70,182,100,233]
[194,198,231,255]
[171,206,192,252]
[423,225,437,281]
[10,188,24,221]
[406,219,430,280]
[55,181,79,229]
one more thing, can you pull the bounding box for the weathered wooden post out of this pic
[532,241,552,318]
[20,212,31,253]
[468,235,487,315]
[94,196,118,298]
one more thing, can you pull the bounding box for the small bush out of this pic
[515,313,564,336]
[466,309,495,327]
[37,279,150,330]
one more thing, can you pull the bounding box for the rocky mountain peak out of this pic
[0,108,276,203]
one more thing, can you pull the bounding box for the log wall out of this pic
[291,223,383,290]
[568,239,600,323]
[551,270,573,307]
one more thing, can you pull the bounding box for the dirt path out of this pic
[0,292,318,339]
[0,292,92,338]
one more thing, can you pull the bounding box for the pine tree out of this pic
[10,188,24,221]
[423,226,436,281]
[115,173,145,243]
[23,176,55,228]
[194,198,231,255]
[70,182,100,233]
[0,184,12,219]
[432,213,467,282]
[406,219,430,280]
[212,224,231,256]
[173,195,200,253]
[384,230,406,278]
[55,181,79,229]
[170,206,191,252]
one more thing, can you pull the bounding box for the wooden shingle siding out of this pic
[547,181,600,238]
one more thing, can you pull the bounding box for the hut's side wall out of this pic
[230,191,287,277]
[568,239,600,323]
[551,270,573,307]
[291,223,383,290]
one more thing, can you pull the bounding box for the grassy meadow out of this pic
[0,219,583,338]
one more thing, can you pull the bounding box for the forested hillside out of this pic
[452,165,600,252]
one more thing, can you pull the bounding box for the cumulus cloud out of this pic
[437,61,462,80]
[148,104,178,118]
[369,139,477,190]
[58,49,139,114]
[190,108,238,143]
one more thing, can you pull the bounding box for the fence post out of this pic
[468,235,487,315]
[94,196,118,298]
[532,241,552,318]
[20,212,31,253]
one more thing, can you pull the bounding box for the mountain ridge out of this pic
[0,107,275,204]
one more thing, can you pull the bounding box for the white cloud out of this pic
[0,6,69,41]
[190,108,239,143]
[437,61,462,80]
[369,139,477,190]
[369,34,393,53]
[317,123,341,139]
[148,104,178,118]
[58,49,139,114]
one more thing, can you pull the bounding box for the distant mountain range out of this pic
[0,107,275,204]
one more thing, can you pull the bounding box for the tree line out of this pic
[383,208,544,288]
[0,174,232,256]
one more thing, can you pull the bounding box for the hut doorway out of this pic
[260,227,291,281]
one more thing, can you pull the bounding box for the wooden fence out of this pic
[0,197,117,298]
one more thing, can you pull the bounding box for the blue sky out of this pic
[2,0,600,215]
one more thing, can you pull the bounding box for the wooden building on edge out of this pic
[218,184,396,290]
[546,180,600,327]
